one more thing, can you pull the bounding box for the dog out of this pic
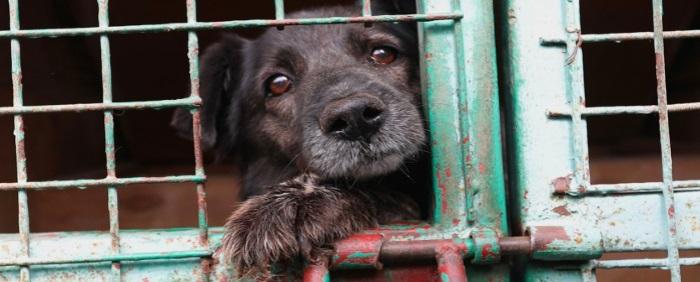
[172,0,429,277]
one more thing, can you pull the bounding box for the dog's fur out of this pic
[172,1,428,276]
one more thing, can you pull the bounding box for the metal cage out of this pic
[501,0,700,281]
[0,0,509,281]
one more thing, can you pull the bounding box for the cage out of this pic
[0,0,698,281]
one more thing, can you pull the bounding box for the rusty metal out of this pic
[547,101,700,117]
[331,234,383,270]
[540,29,700,44]
[0,98,200,115]
[0,175,205,191]
[303,257,330,282]
[651,0,681,280]
[0,0,512,280]
[436,245,467,282]
[0,13,463,39]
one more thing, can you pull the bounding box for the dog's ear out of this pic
[171,34,248,156]
[367,0,416,15]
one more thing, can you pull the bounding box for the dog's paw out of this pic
[221,187,301,277]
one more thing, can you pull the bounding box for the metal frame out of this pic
[501,0,700,281]
[0,0,511,281]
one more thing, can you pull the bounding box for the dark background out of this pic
[0,1,699,281]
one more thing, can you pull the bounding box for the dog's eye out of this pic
[369,46,397,65]
[266,74,292,96]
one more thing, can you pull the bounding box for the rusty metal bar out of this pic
[541,29,700,44]
[497,236,531,254]
[651,0,681,280]
[555,180,700,196]
[547,102,700,117]
[96,0,121,280]
[185,1,210,281]
[436,246,467,282]
[8,0,30,281]
[593,257,700,269]
[0,175,205,191]
[0,250,211,267]
[361,0,372,17]
[0,13,462,39]
[564,0,591,199]
[302,258,330,282]
[0,98,200,115]
[378,239,473,265]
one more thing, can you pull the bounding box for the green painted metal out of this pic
[0,14,462,39]
[1,0,511,280]
[501,0,700,281]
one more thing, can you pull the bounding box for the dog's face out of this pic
[173,5,425,181]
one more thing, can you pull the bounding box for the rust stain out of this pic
[480,243,497,260]
[445,167,452,178]
[668,206,675,217]
[552,204,571,216]
[552,175,572,193]
[532,226,570,251]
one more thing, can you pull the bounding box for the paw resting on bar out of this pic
[221,173,419,277]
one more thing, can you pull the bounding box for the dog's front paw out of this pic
[221,188,301,277]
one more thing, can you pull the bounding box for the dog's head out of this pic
[173,2,425,181]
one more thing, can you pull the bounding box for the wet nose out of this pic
[319,94,386,141]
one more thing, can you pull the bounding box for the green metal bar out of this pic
[185,1,210,281]
[361,0,372,17]
[564,0,591,197]
[557,180,700,196]
[0,98,201,115]
[453,0,508,232]
[417,0,468,230]
[0,175,205,191]
[651,0,681,280]
[0,14,462,39]
[96,0,121,281]
[593,257,700,269]
[8,0,30,281]
[541,29,700,44]
[274,0,285,20]
[548,101,700,117]
[0,250,212,267]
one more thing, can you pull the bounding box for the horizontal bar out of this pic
[556,180,700,196]
[541,29,700,44]
[547,102,700,117]
[0,175,206,191]
[0,13,462,39]
[0,97,200,115]
[0,250,210,267]
[593,257,700,269]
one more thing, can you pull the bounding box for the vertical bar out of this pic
[186,1,210,281]
[361,0,372,17]
[8,0,30,281]
[451,0,508,232]
[96,0,121,281]
[565,0,591,193]
[274,0,285,20]
[651,0,681,280]
[417,0,468,229]
[302,259,330,282]
[436,247,468,282]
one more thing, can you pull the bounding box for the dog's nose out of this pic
[320,94,386,141]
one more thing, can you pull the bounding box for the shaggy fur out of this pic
[172,0,428,276]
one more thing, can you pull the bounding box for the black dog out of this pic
[173,1,429,277]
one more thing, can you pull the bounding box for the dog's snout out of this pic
[320,94,386,141]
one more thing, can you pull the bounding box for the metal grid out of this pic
[502,0,700,281]
[0,0,510,281]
